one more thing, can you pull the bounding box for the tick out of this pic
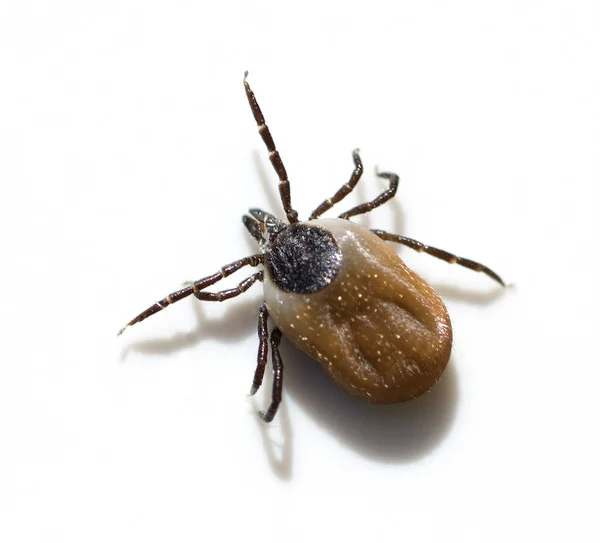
[118,73,505,422]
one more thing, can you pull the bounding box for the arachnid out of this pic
[118,73,505,422]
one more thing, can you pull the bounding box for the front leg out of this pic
[117,254,263,335]
[192,271,264,302]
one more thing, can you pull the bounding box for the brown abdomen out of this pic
[263,219,452,403]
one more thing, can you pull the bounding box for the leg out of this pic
[309,149,364,220]
[244,72,299,224]
[193,271,263,301]
[372,229,505,286]
[339,170,400,220]
[259,327,284,423]
[250,303,269,395]
[117,254,264,335]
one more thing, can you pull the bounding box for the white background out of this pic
[1,1,599,542]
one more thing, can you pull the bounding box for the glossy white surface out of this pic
[1,2,599,542]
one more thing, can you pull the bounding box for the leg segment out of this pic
[372,230,505,286]
[117,254,264,335]
[309,149,364,220]
[339,170,400,220]
[243,73,299,224]
[193,271,263,302]
[259,327,284,423]
[250,303,269,395]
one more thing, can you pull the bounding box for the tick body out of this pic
[263,219,452,403]
[118,73,504,422]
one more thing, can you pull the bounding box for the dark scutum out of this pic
[265,224,342,294]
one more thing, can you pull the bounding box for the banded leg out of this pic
[193,271,263,302]
[250,303,269,395]
[339,171,400,220]
[117,254,264,335]
[244,72,299,224]
[309,149,364,219]
[260,327,284,423]
[372,230,505,286]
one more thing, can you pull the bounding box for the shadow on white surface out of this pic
[252,150,282,217]
[283,344,459,464]
[432,282,507,305]
[249,348,457,480]
[252,397,294,481]
[118,275,511,478]
[118,291,458,465]
[118,295,260,363]
[253,286,505,478]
